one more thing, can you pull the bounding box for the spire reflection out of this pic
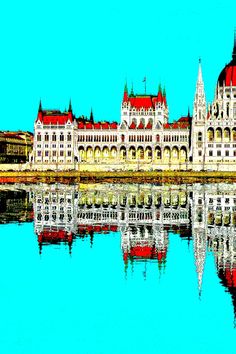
[2,182,236,319]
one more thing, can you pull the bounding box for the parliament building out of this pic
[30,36,236,171]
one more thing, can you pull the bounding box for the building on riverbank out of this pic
[28,34,236,171]
[0,131,33,164]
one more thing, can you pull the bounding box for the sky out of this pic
[0,0,236,132]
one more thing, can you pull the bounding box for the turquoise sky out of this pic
[0,0,236,131]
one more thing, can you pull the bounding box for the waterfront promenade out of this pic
[0,169,236,184]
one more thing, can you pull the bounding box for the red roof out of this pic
[101,123,109,129]
[157,91,163,103]
[123,90,129,103]
[137,121,144,129]
[129,96,154,109]
[163,116,190,130]
[3,133,24,140]
[110,122,118,129]
[146,122,152,129]
[37,110,73,125]
[129,121,136,129]
[77,122,118,130]
[78,122,85,129]
[128,246,167,261]
[38,230,73,243]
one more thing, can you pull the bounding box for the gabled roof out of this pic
[37,110,73,125]
[163,116,191,130]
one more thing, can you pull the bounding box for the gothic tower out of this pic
[191,59,207,170]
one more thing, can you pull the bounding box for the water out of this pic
[0,183,236,354]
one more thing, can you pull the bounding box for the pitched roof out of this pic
[37,110,73,125]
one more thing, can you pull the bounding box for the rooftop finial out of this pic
[38,99,42,112]
[68,99,72,112]
[130,82,134,97]
[90,108,94,123]
[233,28,236,61]
[188,106,190,117]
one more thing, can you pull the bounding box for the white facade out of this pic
[30,35,236,171]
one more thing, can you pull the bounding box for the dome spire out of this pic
[233,28,236,62]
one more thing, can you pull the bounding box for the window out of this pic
[234,150,236,157]
[52,133,56,141]
[217,150,221,157]
[60,133,64,141]
[209,150,213,156]
[67,133,72,141]
[45,133,49,141]
[198,150,202,156]
[53,151,56,156]
[37,151,41,156]
[226,150,229,157]
[67,151,71,156]
[45,151,49,157]
[37,134,41,142]
[198,132,202,141]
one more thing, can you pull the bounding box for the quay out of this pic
[0,170,236,184]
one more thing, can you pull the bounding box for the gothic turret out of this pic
[191,59,207,169]
[193,59,206,123]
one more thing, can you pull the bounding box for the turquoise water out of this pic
[0,183,236,354]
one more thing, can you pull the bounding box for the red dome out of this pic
[218,60,236,86]
[218,39,236,86]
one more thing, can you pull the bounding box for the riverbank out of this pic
[0,170,235,184]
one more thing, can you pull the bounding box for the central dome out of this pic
[218,37,236,87]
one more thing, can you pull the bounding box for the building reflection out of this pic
[2,182,236,318]
[0,187,33,223]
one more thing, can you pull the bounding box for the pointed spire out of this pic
[90,108,94,123]
[130,82,134,97]
[157,83,163,103]
[193,58,206,122]
[38,99,42,112]
[197,58,203,83]
[68,99,72,113]
[232,28,236,62]
[163,86,166,97]
[123,81,129,102]
[193,231,207,298]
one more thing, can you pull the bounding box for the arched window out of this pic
[207,128,214,142]
[37,133,41,142]
[198,132,202,142]
[67,133,72,141]
[60,133,64,142]
[52,133,56,141]
[226,103,229,117]
[45,133,49,141]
